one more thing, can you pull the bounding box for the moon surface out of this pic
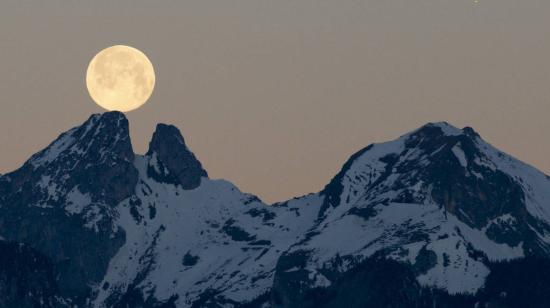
[86,45,155,112]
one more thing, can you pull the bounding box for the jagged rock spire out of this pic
[146,123,207,189]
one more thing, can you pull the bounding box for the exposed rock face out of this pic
[26,111,138,205]
[146,124,207,189]
[2,114,550,307]
[0,241,66,308]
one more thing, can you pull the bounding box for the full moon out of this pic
[86,45,155,112]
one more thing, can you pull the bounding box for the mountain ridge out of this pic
[1,112,550,307]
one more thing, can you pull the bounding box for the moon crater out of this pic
[86,45,155,112]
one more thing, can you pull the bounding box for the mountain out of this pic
[1,112,550,308]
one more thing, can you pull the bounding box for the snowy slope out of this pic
[92,155,321,306]
[276,122,550,299]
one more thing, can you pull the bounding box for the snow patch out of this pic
[451,143,468,168]
[309,271,331,288]
[30,130,77,166]
[64,187,92,215]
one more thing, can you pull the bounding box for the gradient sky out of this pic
[0,0,549,203]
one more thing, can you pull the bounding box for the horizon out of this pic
[2,110,543,204]
[1,0,550,203]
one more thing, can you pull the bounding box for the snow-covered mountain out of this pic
[1,112,550,308]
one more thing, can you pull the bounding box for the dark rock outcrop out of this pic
[0,241,66,308]
[146,123,207,189]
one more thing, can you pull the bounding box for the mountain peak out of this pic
[408,121,481,140]
[321,121,488,219]
[409,121,463,138]
[90,110,127,122]
[10,111,138,207]
[28,111,133,168]
[146,123,207,189]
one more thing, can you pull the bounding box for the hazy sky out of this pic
[0,0,549,203]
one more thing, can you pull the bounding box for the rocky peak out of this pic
[7,111,138,207]
[412,121,463,135]
[320,121,525,229]
[319,122,468,214]
[146,123,207,189]
[395,123,527,230]
[404,122,479,150]
[28,111,134,167]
